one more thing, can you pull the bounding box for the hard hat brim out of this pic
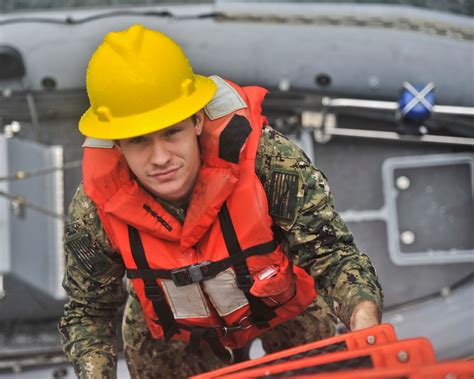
[79,75,217,140]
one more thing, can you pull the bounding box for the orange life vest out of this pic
[82,76,316,358]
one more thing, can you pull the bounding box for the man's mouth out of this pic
[148,167,180,180]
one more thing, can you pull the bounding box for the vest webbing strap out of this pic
[128,225,178,341]
[186,326,233,362]
[128,225,233,363]
[126,239,277,284]
[218,203,277,327]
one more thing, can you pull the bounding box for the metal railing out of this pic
[302,97,474,146]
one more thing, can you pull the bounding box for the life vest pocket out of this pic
[249,259,297,306]
[270,264,317,323]
[202,268,249,317]
[161,279,211,319]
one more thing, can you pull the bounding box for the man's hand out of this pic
[349,300,381,331]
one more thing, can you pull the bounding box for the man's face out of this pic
[117,112,203,206]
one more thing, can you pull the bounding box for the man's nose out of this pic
[149,138,172,166]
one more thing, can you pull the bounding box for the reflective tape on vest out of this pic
[161,268,249,319]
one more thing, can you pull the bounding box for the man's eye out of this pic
[164,128,181,138]
[129,137,146,144]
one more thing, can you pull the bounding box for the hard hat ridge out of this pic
[79,24,217,140]
[104,24,146,63]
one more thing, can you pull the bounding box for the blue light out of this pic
[399,82,435,121]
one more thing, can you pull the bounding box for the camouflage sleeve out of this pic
[255,126,383,328]
[58,183,126,379]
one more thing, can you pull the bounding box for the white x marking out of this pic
[401,82,435,116]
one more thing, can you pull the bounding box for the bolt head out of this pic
[278,79,291,92]
[2,88,12,97]
[397,350,409,362]
[10,121,21,133]
[401,231,415,245]
[396,176,410,190]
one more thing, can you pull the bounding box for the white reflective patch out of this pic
[205,75,247,120]
[202,268,249,317]
[161,280,211,319]
[82,138,115,148]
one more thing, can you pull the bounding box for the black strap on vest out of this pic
[128,225,178,341]
[126,239,277,285]
[218,203,277,328]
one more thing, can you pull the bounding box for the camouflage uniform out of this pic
[59,126,383,379]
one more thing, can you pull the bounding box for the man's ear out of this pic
[194,110,205,136]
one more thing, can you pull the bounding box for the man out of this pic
[59,24,383,378]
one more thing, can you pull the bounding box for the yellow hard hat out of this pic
[79,24,217,139]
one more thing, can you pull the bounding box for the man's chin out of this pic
[145,183,186,204]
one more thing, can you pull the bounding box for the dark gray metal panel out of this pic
[7,137,64,299]
[311,134,471,212]
[383,154,473,265]
[395,163,472,252]
[347,220,474,308]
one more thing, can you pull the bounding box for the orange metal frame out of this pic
[191,324,397,379]
[219,338,435,378]
[286,360,474,379]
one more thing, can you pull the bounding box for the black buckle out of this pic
[236,274,254,291]
[144,285,163,302]
[171,261,212,287]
